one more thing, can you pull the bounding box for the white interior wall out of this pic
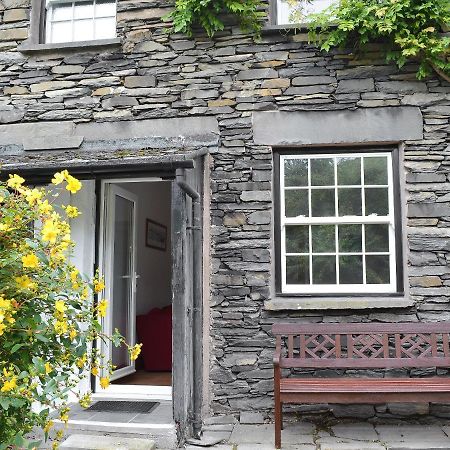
[118,181,172,315]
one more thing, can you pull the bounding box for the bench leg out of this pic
[275,400,282,449]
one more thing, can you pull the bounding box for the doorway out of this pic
[98,179,173,397]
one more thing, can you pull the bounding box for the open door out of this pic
[102,184,138,381]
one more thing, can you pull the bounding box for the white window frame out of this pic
[279,152,397,295]
[274,0,335,25]
[45,0,117,44]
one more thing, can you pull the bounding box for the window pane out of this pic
[96,0,115,16]
[286,256,309,284]
[74,1,93,18]
[311,158,334,186]
[365,224,389,252]
[285,225,309,253]
[73,19,94,41]
[284,159,308,187]
[337,157,361,185]
[365,188,389,216]
[285,189,308,218]
[277,0,335,24]
[339,255,363,284]
[338,224,362,252]
[95,16,116,38]
[366,255,390,284]
[52,3,73,21]
[50,21,72,43]
[364,156,388,185]
[338,188,362,216]
[312,225,335,253]
[311,189,335,216]
[312,255,336,284]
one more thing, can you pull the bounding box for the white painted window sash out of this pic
[279,152,397,295]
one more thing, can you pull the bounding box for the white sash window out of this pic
[279,152,398,294]
[45,0,116,44]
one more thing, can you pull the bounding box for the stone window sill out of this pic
[18,37,121,53]
[265,296,413,311]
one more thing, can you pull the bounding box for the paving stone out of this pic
[59,434,155,449]
[229,424,274,444]
[319,443,385,450]
[386,443,450,450]
[239,412,264,424]
[331,423,378,441]
[375,425,447,442]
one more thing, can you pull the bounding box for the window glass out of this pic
[280,152,396,294]
[46,0,116,44]
[276,0,335,25]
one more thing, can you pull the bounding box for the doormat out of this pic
[86,401,159,414]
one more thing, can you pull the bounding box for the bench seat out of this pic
[272,322,450,449]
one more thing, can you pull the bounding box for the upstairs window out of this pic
[275,0,334,25]
[45,0,116,44]
[276,151,401,295]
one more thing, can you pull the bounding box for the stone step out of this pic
[60,434,156,450]
[54,421,177,449]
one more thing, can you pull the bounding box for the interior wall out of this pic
[118,181,172,316]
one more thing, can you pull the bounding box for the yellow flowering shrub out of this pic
[0,172,140,449]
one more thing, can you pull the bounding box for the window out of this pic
[277,151,400,295]
[45,0,116,44]
[274,0,334,25]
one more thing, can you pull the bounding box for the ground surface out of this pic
[185,415,450,450]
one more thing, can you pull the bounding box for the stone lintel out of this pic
[265,296,414,311]
[0,116,219,151]
[253,107,423,146]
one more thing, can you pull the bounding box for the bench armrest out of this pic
[273,336,281,368]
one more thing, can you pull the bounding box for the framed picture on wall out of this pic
[146,219,167,251]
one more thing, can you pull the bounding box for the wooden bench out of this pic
[272,322,450,449]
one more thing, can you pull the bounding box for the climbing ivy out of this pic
[307,0,450,82]
[163,0,265,38]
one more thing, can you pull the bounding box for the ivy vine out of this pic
[308,0,450,82]
[163,0,265,38]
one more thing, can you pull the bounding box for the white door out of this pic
[102,184,138,381]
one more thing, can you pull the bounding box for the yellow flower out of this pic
[129,343,143,361]
[100,376,110,389]
[0,223,13,232]
[69,328,77,340]
[7,174,25,189]
[43,420,54,433]
[0,323,6,335]
[24,188,43,206]
[63,205,81,218]
[45,362,52,374]
[65,175,82,194]
[79,392,92,408]
[15,275,36,290]
[91,366,99,376]
[54,319,68,335]
[1,376,17,392]
[76,354,87,368]
[42,219,59,244]
[38,199,53,215]
[93,278,105,293]
[98,299,108,318]
[60,408,69,423]
[22,253,39,269]
[55,300,67,313]
[51,170,68,186]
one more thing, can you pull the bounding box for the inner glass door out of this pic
[104,184,138,381]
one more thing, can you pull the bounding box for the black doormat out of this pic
[86,401,159,414]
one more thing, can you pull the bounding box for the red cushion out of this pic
[136,306,172,371]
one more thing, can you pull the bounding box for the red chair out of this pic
[136,305,172,371]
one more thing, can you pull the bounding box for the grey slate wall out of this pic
[0,0,450,420]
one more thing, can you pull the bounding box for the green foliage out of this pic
[0,173,141,448]
[163,0,266,37]
[308,0,450,81]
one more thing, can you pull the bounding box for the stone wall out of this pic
[0,0,450,421]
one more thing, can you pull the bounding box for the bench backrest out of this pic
[272,322,450,369]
